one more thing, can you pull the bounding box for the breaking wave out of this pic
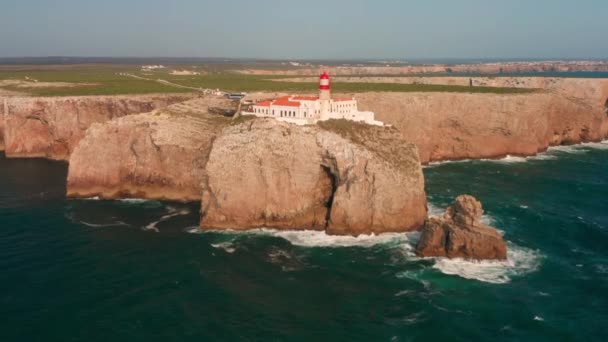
[78,220,129,228]
[211,242,236,253]
[427,203,496,227]
[425,140,608,167]
[431,243,543,284]
[264,229,410,248]
[196,221,540,284]
[144,206,191,232]
[198,228,411,248]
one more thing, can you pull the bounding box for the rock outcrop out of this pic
[200,119,427,235]
[416,195,507,260]
[67,108,231,202]
[0,98,6,151]
[356,78,608,163]
[1,95,192,160]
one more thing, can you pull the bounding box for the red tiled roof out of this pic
[256,100,272,107]
[273,98,301,107]
[292,95,319,101]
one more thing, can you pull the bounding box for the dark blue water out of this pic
[1,143,607,341]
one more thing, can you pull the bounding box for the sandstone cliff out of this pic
[0,98,6,151]
[200,119,427,235]
[356,79,608,163]
[66,98,234,201]
[239,61,608,76]
[416,195,507,260]
[1,95,192,160]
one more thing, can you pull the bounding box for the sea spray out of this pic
[430,243,543,284]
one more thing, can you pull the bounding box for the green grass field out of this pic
[0,66,536,96]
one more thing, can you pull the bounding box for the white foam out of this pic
[261,229,412,248]
[144,207,191,232]
[196,228,411,248]
[211,242,236,254]
[427,203,445,218]
[117,198,159,204]
[424,140,608,167]
[428,202,495,226]
[431,243,542,284]
[79,220,129,228]
[546,144,588,154]
[486,155,528,163]
[394,290,413,297]
[579,140,608,150]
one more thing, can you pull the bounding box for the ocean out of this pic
[1,142,607,341]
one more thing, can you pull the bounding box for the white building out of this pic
[242,72,383,126]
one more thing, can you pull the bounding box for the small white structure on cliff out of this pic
[242,72,383,126]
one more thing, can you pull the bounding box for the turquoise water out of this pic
[1,143,607,341]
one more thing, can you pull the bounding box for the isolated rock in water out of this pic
[416,195,507,260]
[201,119,427,235]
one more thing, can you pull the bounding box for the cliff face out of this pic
[1,95,192,160]
[357,79,608,163]
[67,111,229,202]
[200,119,427,235]
[0,98,5,151]
[66,112,427,235]
[201,121,332,231]
[239,61,608,76]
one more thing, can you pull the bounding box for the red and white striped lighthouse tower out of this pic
[319,71,331,116]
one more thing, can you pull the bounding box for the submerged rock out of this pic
[416,195,507,260]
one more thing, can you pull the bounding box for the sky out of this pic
[1,0,607,60]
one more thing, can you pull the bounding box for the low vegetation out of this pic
[317,119,421,172]
[0,65,536,97]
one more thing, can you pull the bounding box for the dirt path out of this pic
[121,73,216,93]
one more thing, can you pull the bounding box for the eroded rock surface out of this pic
[2,95,192,160]
[357,78,608,163]
[67,110,230,201]
[416,195,507,260]
[201,119,427,235]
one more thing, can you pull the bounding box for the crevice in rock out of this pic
[199,135,220,221]
[604,98,608,115]
[321,164,338,228]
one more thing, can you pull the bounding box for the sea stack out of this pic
[416,195,507,260]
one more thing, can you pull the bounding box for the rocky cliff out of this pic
[356,79,608,163]
[66,101,427,235]
[416,195,507,260]
[0,98,6,151]
[66,98,234,201]
[200,119,427,235]
[239,61,608,76]
[1,95,192,160]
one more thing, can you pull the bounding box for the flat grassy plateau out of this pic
[0,65,535,97]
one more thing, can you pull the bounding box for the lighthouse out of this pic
[319,71,331,117]
[243,70,383,126]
